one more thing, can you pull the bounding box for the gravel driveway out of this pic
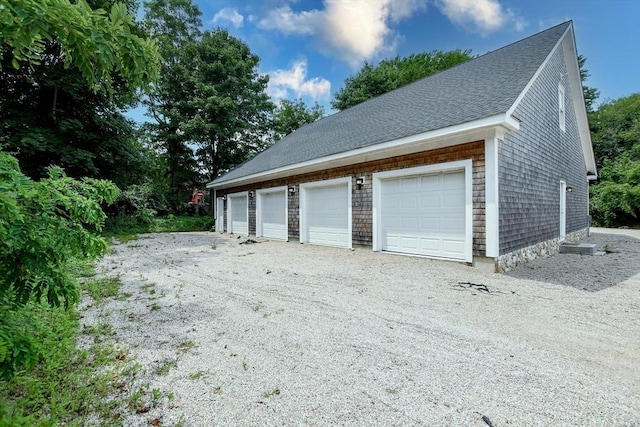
[87,230,640,426]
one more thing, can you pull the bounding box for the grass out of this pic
[104,215,214,242]
[263,388,281,398]
[0,302,136,426]
[83,276,122,305]
[0,258,170,426]
[153,359,177,376]
[188,370,208,380]
[177,340,197,354]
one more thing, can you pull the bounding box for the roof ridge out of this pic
[331,21,573,115]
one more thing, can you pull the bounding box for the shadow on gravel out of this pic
[505,233,640,291]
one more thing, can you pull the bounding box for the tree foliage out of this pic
[589,94,640,227]
[143,0,274,192]
[271,99,324,141]
[0,153,118,376]
[589,93,640,168]
[578,54,599,113]
[1,0,160,185]
[178,30,274,181]
[1,0,159,95]
[332,50,473,110]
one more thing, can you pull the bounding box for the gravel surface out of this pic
[85,230,640,426]
[506,228,640,291]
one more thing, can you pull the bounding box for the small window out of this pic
[558,83,566,132]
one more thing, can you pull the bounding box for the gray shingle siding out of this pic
[499,46,589,255]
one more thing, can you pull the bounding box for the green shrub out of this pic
[0,152,117,377]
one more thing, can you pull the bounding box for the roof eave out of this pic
[207,113,518,190]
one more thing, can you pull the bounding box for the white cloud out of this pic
[212,7,244,29]
[267,60,331,101]
[258,0,426,67]
[436,0,526,34]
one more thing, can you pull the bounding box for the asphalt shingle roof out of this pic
[210,22,570,186]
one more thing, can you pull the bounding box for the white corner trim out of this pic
[372,159,473,263]
[207,114,517,190]
[484,136,500,257]
[299,177,352,248]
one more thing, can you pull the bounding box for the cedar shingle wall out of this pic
[218,141,486,255]
[499,47,589,254]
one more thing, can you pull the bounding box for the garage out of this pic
[300,177,352,248]
[227,192,248,235]
[373,161,472,262]
[256,187,288,241]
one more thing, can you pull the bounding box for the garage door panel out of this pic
[442,171,465,188]
[443,239,465,255]
[258,190,287,240]
[303,182,350,248]
[229,195,248,235]
[380,169,466,260]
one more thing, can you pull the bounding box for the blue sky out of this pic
[128,0,640,123]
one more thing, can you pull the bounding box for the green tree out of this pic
[331,50,473,110]
[590,93,640,168]
[170,29,274,182]
[588,93,640,227]
[0,0,157,378]
[590,145,640,227]
[1,0,160,185]
[1,0,159,95]
[578,54,599,112]
[142,0,203,207]
[272,99,324,141]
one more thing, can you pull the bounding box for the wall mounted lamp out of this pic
[248,191,254,198]
[566,186,573,193]
[288,186,296,194]
[222,194,227,200]
[355,177,365,188]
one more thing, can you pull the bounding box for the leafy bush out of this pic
[590,146,640,227]
[0,152,117,377]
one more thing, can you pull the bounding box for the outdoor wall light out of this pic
[222,195,227,200]
[248,191,254,198]
[355,177,365,187]
[288,186,296,194]
[566,186,573,193]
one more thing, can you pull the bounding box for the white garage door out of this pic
[380,170,466,260]
[257,189,287,240]
[228,194,248,235]
[302,180,350,248]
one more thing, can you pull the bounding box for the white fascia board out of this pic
[506,27,567,120]
[208,114,517,190]
[562,28,597,178]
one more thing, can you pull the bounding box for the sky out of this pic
[127,0,640,123]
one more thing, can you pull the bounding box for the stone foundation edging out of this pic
[496,228,588,272]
